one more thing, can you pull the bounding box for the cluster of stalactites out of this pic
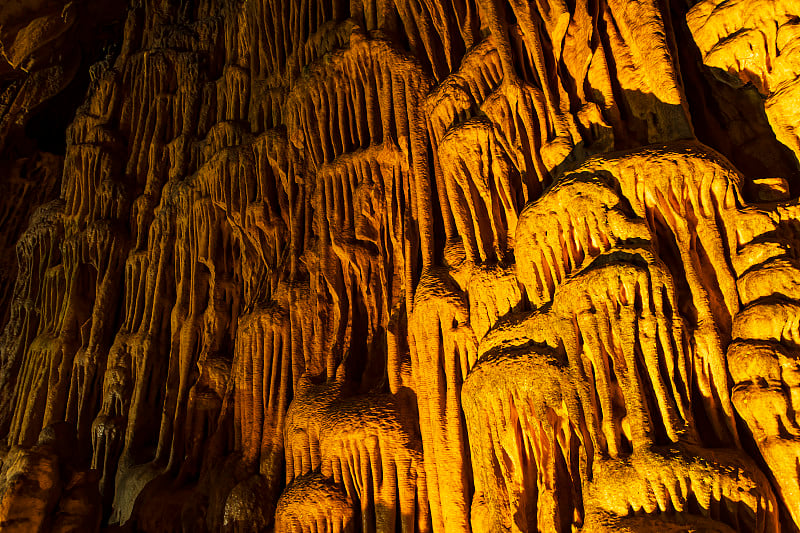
[459,138,792,531]
[5,0,800,531]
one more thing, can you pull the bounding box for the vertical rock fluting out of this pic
[2,0,800,531]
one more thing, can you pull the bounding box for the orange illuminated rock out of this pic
[0,0,799,531]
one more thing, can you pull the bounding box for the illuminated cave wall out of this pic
[1,0,800,531]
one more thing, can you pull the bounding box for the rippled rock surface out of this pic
[2,0,800,531]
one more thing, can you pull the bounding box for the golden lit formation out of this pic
[0,0,800,531]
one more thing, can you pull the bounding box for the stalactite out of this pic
[2,0,800,531]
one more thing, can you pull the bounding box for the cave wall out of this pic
[1,0,800,531]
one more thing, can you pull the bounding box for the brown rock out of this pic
[0,0,800,531]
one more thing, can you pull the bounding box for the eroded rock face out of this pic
[1,0,800,531]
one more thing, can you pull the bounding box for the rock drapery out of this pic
[1,0,800,531]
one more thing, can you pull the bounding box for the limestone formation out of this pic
[1,0,800,531]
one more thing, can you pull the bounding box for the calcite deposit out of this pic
[1,0,800,531]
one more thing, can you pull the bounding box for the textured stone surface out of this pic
[1,0,800,531]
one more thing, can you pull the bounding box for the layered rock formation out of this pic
[1,0,800,531]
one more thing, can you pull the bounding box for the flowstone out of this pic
[1,0,800,531]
